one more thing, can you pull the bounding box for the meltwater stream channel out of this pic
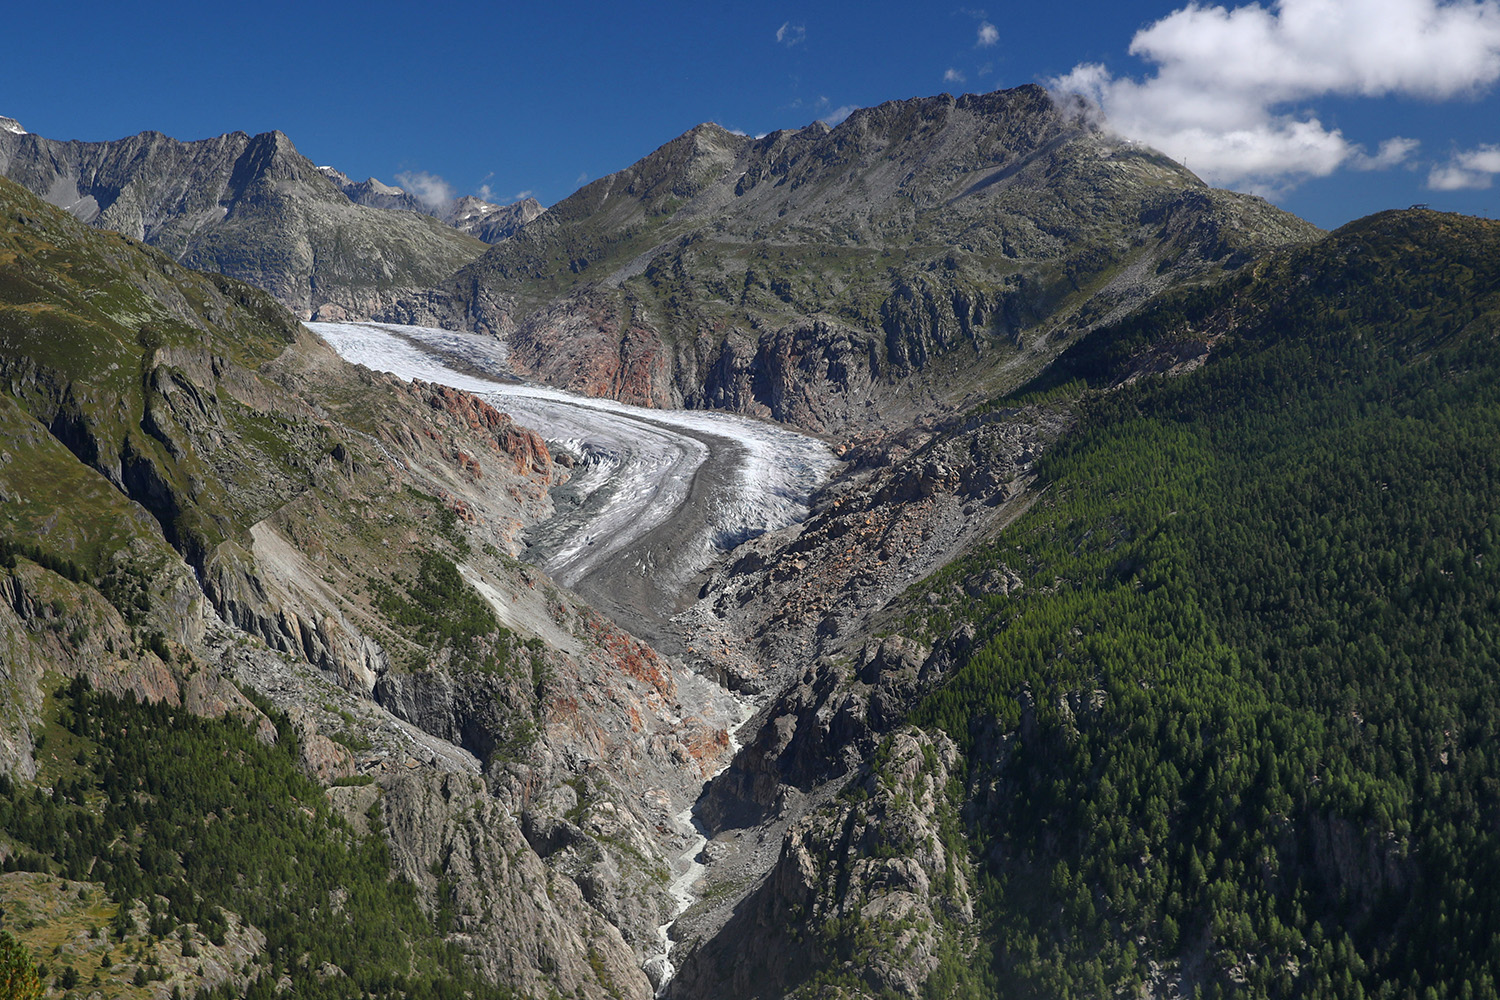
[309,321,839,992]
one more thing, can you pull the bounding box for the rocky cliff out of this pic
[668,728,975,999]
[0,125,486,319]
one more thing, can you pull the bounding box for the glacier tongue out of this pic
[308,321,839,635]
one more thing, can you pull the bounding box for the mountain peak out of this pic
[316,164,353,187]
[689,121,746,145]
[224,129,340,205]
[0,116,24,135]
[243,129,299,158]
[363,176,405,196]
[0,122,486,318]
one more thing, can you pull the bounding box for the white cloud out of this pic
[1049,0,1500,190]
[1351,136,1422,169]
[944,67,967,84]
[819,104,859,126]
[511,189,535,202]
[1428,143,1500,187]
[777,21,806,46]
[394,170,456,209]
[977,21,999,46]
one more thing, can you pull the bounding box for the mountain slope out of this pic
[669,208,1500,999]
[0,126,487,319]
[384,85,1320,438]
[0,175,750,1000]
[8,94,1498,1000]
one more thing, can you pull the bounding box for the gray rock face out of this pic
[669,728,973,999]
[696,635,945,833]
[379,768,654,1000]
[0,127,486,318]
[681,403,1066,696]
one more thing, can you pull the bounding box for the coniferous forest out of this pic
[901,211,1500,999]
[0,679,516,1000]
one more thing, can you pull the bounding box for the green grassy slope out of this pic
[0,175,548,679]
[0,174,320,568]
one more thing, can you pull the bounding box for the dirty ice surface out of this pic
[309,322,839,637]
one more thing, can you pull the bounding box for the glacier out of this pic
[308,321,840,637]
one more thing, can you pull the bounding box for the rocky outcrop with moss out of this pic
[668,728,976,999]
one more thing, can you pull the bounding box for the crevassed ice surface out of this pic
[308,322,839,598]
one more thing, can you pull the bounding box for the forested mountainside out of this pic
[0,176,742,1000]
[379,85,1319,438]
[667,209,1500,999]
[0,127,486,320]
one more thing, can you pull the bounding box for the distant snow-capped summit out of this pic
[0,116,25,135]
[317,165,543,243]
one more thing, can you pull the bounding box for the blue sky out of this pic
[3,0,1498,229]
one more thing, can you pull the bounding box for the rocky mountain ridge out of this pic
[317,165,545,243]
[0,124,487,320]
[6,84,1500,1000]
[379,85,1321,440]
